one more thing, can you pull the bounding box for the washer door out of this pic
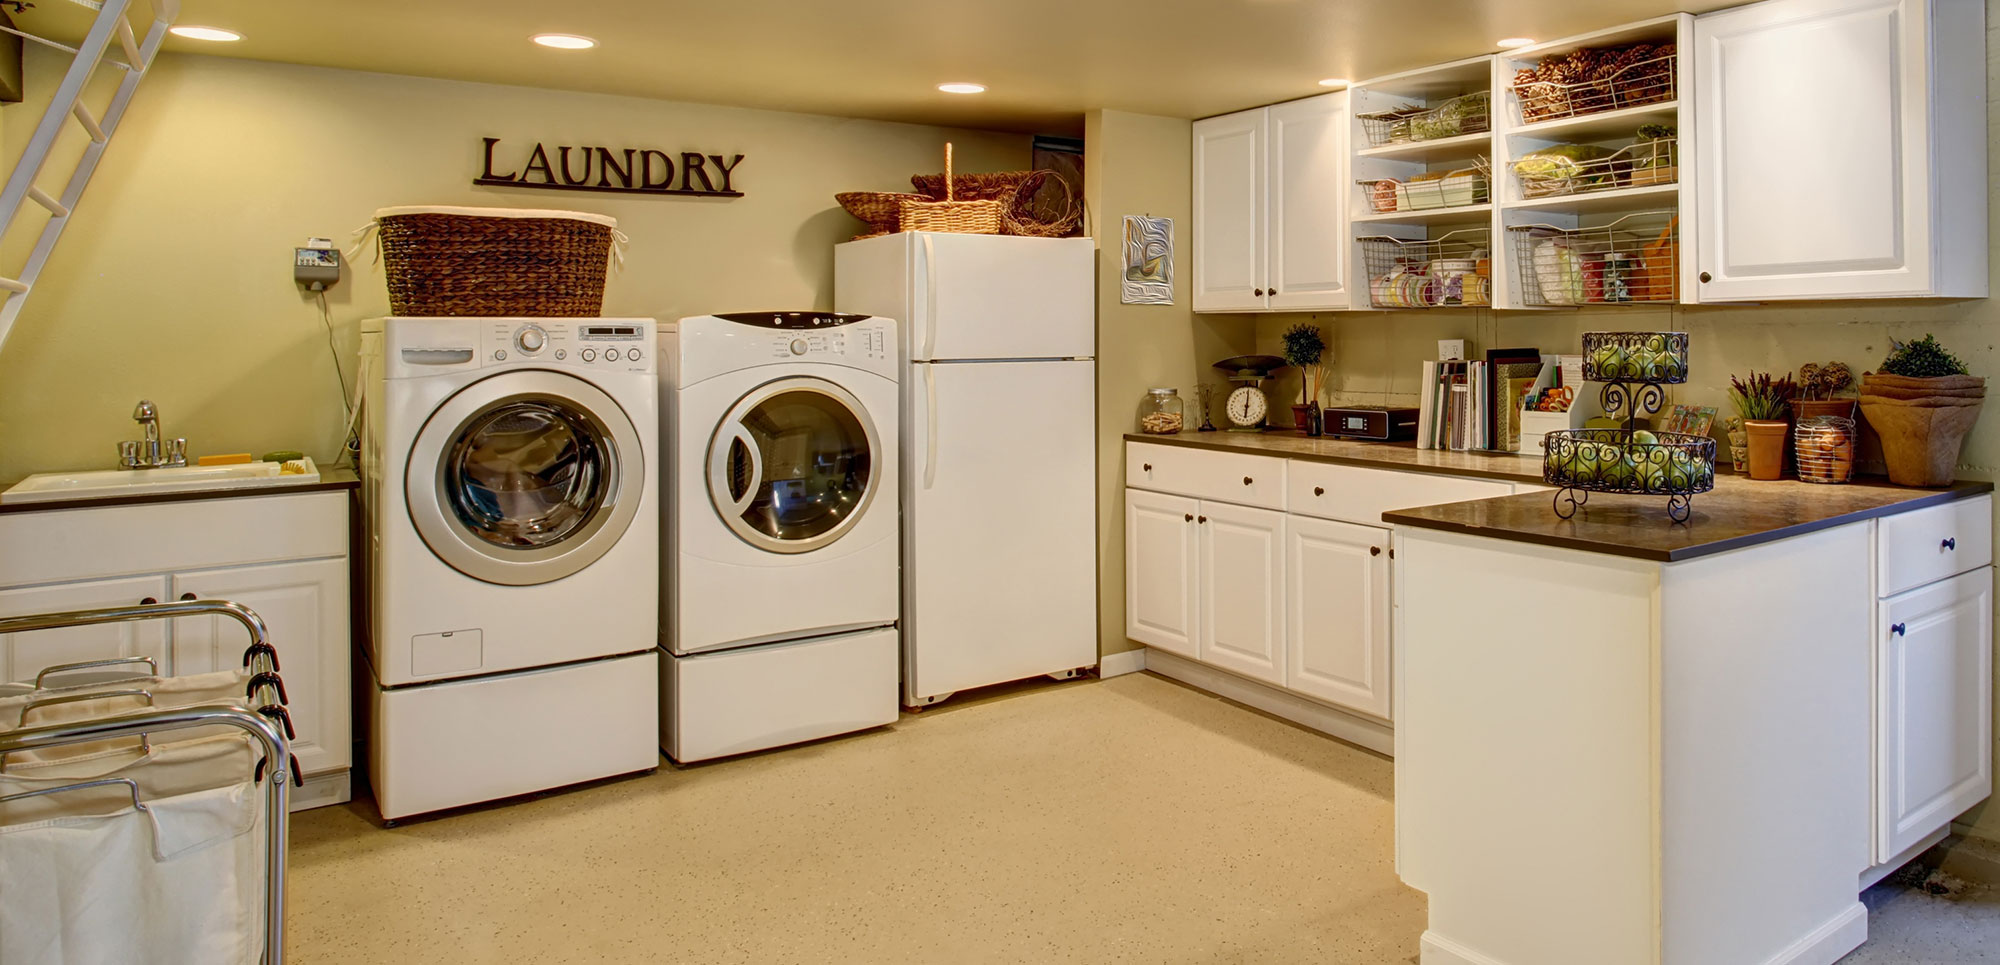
[707,377,880,555]
[407,370,644,585]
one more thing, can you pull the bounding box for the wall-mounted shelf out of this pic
[1503,184,1679,214]
[1356,131,1492,162]
[1354,203,1494,225]
[1508,101,1682,143]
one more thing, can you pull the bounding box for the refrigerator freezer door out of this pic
[904,358,1096,703]
[912,233,1095,362]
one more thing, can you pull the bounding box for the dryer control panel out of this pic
[674,312,898,387]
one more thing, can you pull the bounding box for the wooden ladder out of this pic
[0,0,177,352]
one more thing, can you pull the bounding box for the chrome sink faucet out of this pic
[118,400,187,470]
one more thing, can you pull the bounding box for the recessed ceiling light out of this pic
[1496,37,1536,49]
[1317,78,1351,88]
[937,83,987,95]
[532,34,597,50]
[169,25,242,42]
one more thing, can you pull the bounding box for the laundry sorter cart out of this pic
[0,599,294,965]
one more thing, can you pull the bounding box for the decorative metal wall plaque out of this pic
[475,137,745,197]
[1121,215,1174,305]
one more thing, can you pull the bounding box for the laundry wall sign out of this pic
[475,137,746,198]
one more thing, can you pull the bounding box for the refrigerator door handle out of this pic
[921,233,938,361]
[923,363,939,490]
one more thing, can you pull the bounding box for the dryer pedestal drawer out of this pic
[663,627,899,763]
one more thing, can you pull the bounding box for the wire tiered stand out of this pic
[1543,332,1717,524]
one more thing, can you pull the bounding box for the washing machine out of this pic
[361,316,660,820]
[660,312,900,762]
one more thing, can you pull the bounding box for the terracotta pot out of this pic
[1863,373,1987,392]
[1791,398,1857,422]
[1858,383,1986,401]
[1860,394,1985,409]
[1745,420,1788,480]
[1860,397,1985,487]
[1291,404,1310,431]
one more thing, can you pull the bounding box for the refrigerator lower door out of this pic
[904,359,1096,704]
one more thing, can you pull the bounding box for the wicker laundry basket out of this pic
[374,206,618,317]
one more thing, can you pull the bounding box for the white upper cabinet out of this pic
[1193,109,1267,312]
[1193,93,1350,313]
[1693,0,1986,300]
[1267,94,1352,311]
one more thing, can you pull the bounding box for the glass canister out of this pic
[1795,416,1856,484]
[1139,388,1185,435]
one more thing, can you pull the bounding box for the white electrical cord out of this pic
[316,290,360,466]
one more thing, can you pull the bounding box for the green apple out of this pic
[1591,344,1622,380]
[1634,452,1667,490]
[1631,430,1659,446]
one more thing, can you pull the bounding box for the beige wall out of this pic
[1086,109,1255,659]
[0,51,1026,482]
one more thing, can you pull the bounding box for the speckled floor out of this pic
[287,671,1998,965]
[287,672,1425,964]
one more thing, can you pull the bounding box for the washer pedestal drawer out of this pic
[369,650,660,821]
[663,627,899,763]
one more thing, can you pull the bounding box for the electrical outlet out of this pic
[295,237,340,291]
[1438,339,1467,361]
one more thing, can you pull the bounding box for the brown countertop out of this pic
[1385,474,1994,562]
[0,467,359,515]
[1124,432,1546,484]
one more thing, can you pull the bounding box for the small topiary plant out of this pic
[1879,335,1970,378]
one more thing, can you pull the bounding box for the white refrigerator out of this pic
[836,232,1097,706]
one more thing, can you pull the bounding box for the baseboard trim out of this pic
[1098,648,1147,679]
[293,767,352,812]
[1762,901,1866,965]
[1420,931,1507,965]
[1143,648,1394,756]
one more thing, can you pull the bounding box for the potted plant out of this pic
[1794,361,1856,421]
[1860,335,1986,486]
[1282,323,1328,435]
[1729,371,1797,480]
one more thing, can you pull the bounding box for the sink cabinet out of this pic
[0,491,354,810]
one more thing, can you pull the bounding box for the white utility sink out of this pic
[0,458,321,505]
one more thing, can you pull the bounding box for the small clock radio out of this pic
[1323,405,1420,441]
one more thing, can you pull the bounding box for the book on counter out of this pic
[1418,350,1544,452]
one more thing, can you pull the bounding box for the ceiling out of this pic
[23,0,1742,134]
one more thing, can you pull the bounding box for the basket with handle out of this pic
[897,143,1002,234]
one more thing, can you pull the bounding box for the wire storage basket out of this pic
[1795,416,1858,483]
[1508,212,1679,307]
[1357,91,1490,147]
[1357,162,1490,214]
[1512,135,1678,199]
[1581,330,1689,383]
[1512,44,1677,124]
[1359,229,1491,308]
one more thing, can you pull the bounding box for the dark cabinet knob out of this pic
[140,596,158,606]
[1269,288,1278,295]
[1143,463,1152,472]
[1198,515,1207,524]
[1253,288,1265,297]
[1943,537,1957,550]
[1699,271,1713,283]
[1243,476,1253,486]
[1184,513,1194,522]
[1314,487,1324,496]
[179,592,196,601]
[1370,546,1382,557]
[1891,623,1907,637]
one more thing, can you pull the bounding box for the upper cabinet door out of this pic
[1192,108,1268,312]
[1694,0,1983,300]
[1266,93,1350,311]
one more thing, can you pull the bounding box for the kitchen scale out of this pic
[1211,355,1289,432]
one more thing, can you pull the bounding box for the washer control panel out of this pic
[480,319,650,372]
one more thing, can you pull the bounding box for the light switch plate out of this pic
[1438,339,1467,361]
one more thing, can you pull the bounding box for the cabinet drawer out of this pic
[1289,462,1512,526]
[1879,496,1991,597]
[1127,443,1287,510]
[0,492,348,586]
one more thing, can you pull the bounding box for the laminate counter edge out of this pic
[0,468,360,516]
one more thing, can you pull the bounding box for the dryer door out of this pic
[707,377,881,555]
[407,370,645,585]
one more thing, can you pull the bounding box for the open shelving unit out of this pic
[1493,15,1695,308]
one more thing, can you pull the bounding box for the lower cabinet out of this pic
[1878,566,1994,859]
[0,575,170,683]
[1199,501,1286,686]
[1286,516,1391,719]
[1125,489,1199,658]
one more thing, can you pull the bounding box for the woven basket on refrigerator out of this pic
[897,144,1002,234]
[373,206,618,316]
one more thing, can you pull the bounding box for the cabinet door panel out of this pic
[1199,502,1285,685]
[1879,567,1992,859]
[1267,92,1349,311]
[1694,0,1931,299]
[1125,489,1200,657]
[1286,516,1390,719]
[172,559,351,775]
[0,577,169,684]
[1192,109,1267,312]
